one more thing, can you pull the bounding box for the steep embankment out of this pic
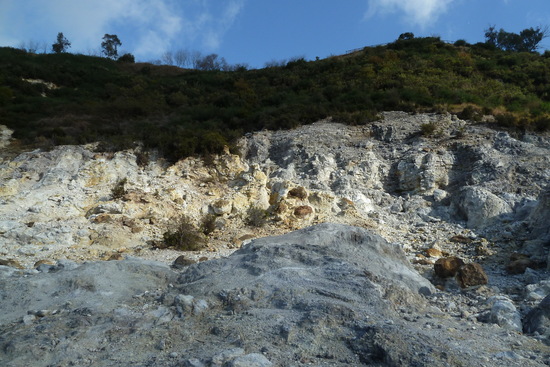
[1,112,550,365]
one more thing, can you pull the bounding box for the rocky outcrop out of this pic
[453,186,513,228]
[1,224,548,366]
[1,112,550,365]
[524,294,550,344]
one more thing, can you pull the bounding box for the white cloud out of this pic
[366,0,455,27]
[178,0,245,51]
[0,0,245,59]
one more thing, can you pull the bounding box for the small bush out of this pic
[457,106,482,121]
[111,178,127,199]
[201,214,217,235]
[246,206,268,227]
[420,122,438,136]
[117,53,135,63]
[135,151,149,167]
[162,216,207,251]
[495,113,519,128]
[533,116,550,131]
[454,39,468,47]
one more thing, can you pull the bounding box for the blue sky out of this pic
[1,0,549,68]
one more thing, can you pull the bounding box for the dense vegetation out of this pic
[1,36,549,161]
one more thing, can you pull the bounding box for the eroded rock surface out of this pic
[1,224,548,366]
[1,112,550,365]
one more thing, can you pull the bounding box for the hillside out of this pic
[1,37,550,161]
[2,37,550,366]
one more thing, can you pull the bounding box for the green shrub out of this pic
[533,116,550,131]
[111,178,127,199]
[457,106,482,121]
[246,206,268,227]
[454,39,468,47]
[162,216,207,251]
[1,39,550,160]
[117,53,135,63]
[135,151,149,167]
[420,122,438,136]
[201,214,217,235]
[495,113,519,127]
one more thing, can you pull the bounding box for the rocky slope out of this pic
[1,111,550,366]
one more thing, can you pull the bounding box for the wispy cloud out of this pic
[179,0,245,50]
[365,0,455,27]
[0,0,246,59]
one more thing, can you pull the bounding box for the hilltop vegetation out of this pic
[1,36,550,161]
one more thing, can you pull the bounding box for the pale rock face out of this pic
[524,185,550,267]
[484,296,522,332]
[453,186,513,228]
[396,151,454,194]
[1,113,550,366]
[1,111,549,271]
[528,185,550,243]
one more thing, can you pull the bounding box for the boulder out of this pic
[454,186,512,228]
[288,186,308,199]
[484,296,522,332]
[434,257,464,278]
[456,263,488,288]
[179,223,435,299]
[425,247,443,258]
[293,205,313,218]
[524,294,550,344]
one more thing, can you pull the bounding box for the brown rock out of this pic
[506,253,547,274]
[425,248,443,257]
[92,213,113,224]
[434,257,464,278]
[294,205,313,218]
[288,187,308,200]
[173,255,197,268]
[457,263,488,288]
[449,235,472,244]
[122,217,137,228]
[107,253,124,261]
[506,259,531,274]
[0,259,24,269]
[34,259,54,268]
[509,252,529,262]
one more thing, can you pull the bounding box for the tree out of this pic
[52,32,71,53]
[118,53,135,63]
[195,53,231,71]
[398,32,415,41]
[174,49,189,67]
[190,50,203,69]
[101,34,121,59]
[161,51,173,65]
[484,26,498,47]
[520,26,549,52]
[485,25,549,52]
